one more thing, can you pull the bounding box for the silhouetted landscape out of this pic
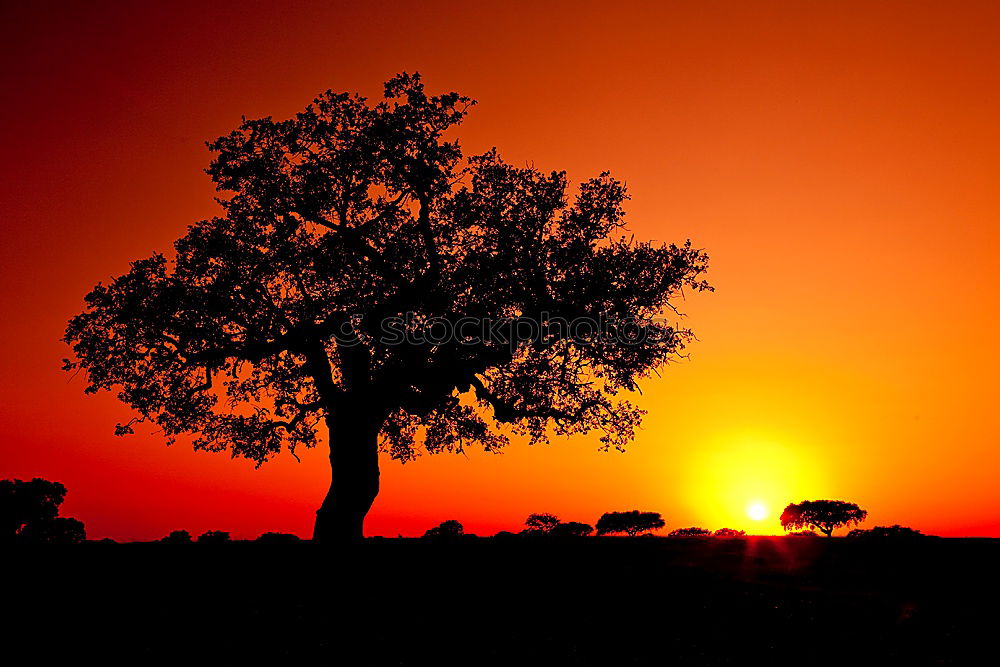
[11,534,999,666]
[5,3,1000,665]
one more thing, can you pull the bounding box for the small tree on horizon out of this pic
[63,73,711,543]
[524,513,561,534]
[197,530,231,543]
[595,511,665,537]
[423,519,465,539]
[161,529,193,543]
[780,500,867,537]
[668,527,711,538]
[550,521,594,538]
[712,528,746,538]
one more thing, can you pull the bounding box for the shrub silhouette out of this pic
[780,500,867,537]
[524,513,561,534]
[550,521,594,538]
[786,530,818,537]
[596,511,665,536]
[668,527,711,538]
[197,530,231,543]
[847,525,928,540]
[63,73,711,543]
[256,532,301,543]
[423,520,464,539]
[1,478,86,543]
[712,528,746,537]
[161,530,193,543]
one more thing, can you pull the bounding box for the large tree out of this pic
[780,500,868,537]
[64,74,711,542]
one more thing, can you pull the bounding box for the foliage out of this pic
[161,529,193,543]
[423,519,465,539]
[1,478,86,543]
[524,513,561,534]
[667,527,711,538]
[550,521,594,538]
[712,528,746,538]
[785,530,818,537]
[62,72,711,539]
[256,532,301,543]
[847,525,929,540]
[780,500,867,537]
[197,530,232,543]
[596,510,665,536]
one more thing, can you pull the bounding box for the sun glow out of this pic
[746,502,768,521]
[682,434,828,534]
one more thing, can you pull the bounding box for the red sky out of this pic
[2,0,999,539]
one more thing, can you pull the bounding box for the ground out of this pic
[10,537,997,665]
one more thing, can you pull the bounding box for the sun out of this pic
[746,502,768,521]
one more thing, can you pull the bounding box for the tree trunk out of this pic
[313,407,382,543]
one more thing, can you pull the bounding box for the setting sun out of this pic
[747,502,768,522]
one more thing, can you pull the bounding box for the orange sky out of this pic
[2,1,999,539]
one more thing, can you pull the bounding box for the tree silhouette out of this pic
[63,73,711,542]
[524,513,561,534]
[197,530,231,543]
[1,478,86,543]
[712,528,745,537]
[667,527,711,538]
[256,531,301,543]
[780,500,867,537]
[550,521,594,538]
[847,525,928,540]
[596,510,665,536]
[161,529,193,543]
[423,519,464,539]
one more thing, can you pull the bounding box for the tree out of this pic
[847,525,928,541]
[524,513,561,534]
[596,511,665,536]
[1,478,86,543]
[197,530,231,543]
[256,532,301,543]
[712,528,745,538]
[18,517,87,544]
[550,521,594,538]
[161,529,193,543]
[64,73,711,542]
[780,500,867,537]
[667,527,711,538]
[423,519,464,539]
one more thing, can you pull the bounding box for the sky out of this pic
[2,0,999,540]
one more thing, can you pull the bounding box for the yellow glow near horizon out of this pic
[683,434,827,534]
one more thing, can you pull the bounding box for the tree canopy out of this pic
[596,510,665,536]
[63,73,711,541]
[1,478,86,543]
[780,500,868,537]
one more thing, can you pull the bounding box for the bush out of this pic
[197,530,231,543]
[667,527,711,538]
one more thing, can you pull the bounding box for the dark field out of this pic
[11,537,999,666]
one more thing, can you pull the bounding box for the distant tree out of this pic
[423,519,465,539]
[256,532,301,543]
[161,529,193,543]
[63,73,711,543]
[712,528,746,538]
[524,513,562,534]
[786,530,818,537]
[847,525,928,541]
[550,521,594,538]
[197,530,231,543]
[780,500,867,537]
[493,530,518,540]
[668,527,711,538]
[1,477,86,543]
[18,517,87,544]
[596,511,665,536]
